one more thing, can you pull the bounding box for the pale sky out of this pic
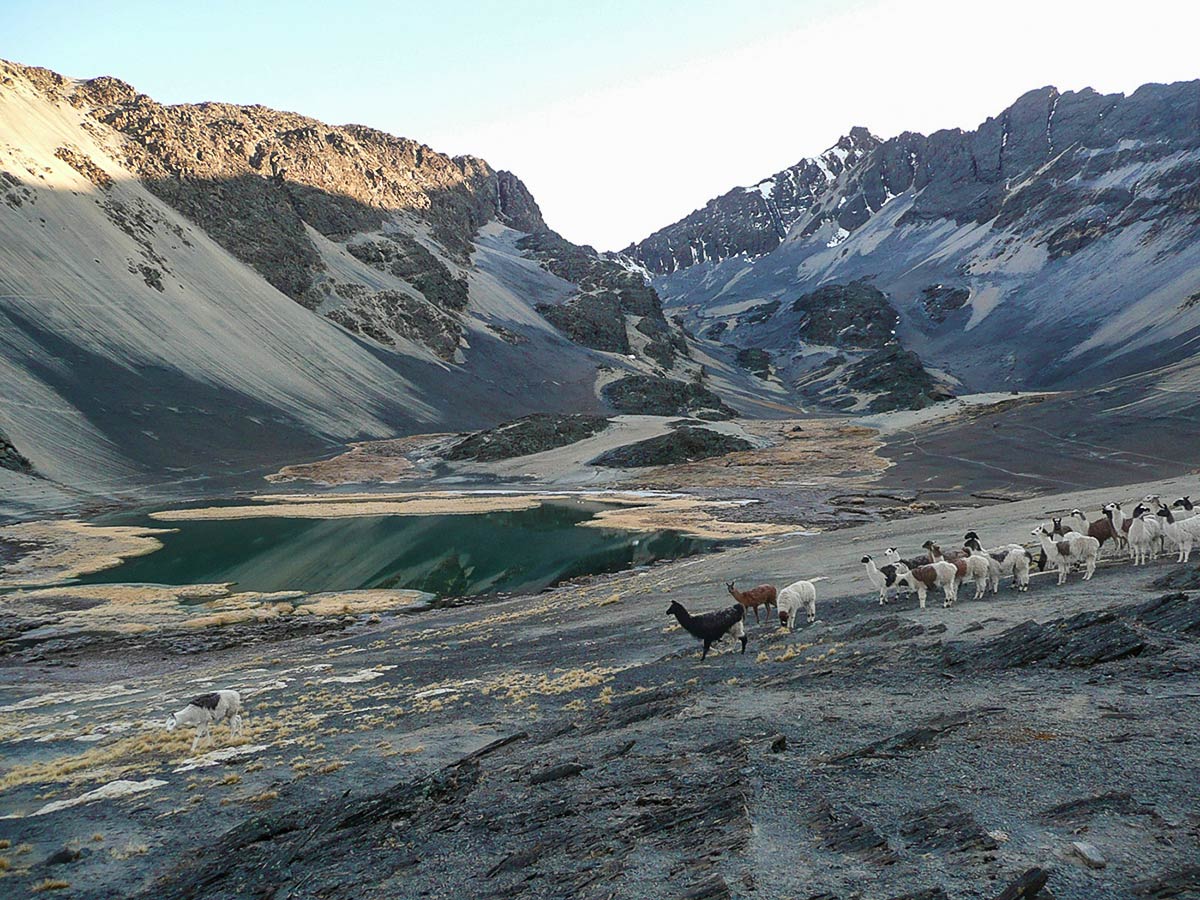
[8,0,1200,250]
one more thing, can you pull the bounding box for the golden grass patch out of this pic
[0,729,187,791]
[0,715,283,792]
[31,880,71,892]
[111,842,149,860]
[479,666,619,704]
[0,519,170,589]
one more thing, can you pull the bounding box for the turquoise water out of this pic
[78,500,714,599]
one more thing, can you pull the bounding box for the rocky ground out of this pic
[1,476,1199,899]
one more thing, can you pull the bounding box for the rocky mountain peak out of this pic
[621,128,881,275]
[495,169,546,234]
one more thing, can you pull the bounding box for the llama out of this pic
[1170,496,1198,520]
[963,532,1030,592]
[885,547,931,571]
[926,544,982,600]
[1156,506,1200,562]
[726,581,777,624]
[667,601,746,660]
[777,577,825,629]
[166,690,244,752]
[895,561,960,609]
[861,555,909,605]
[1126,504,1160,564]
[1032,526,1099,583]
[1070,508,1124,558]
[921,540,966,563]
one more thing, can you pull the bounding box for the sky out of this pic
[7,0,1200,250]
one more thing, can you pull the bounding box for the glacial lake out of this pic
[78,500,716,599]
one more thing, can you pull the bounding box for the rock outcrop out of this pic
[445,414,612,462]
[0,430,32,474]
[601,375,738,420]
[590,425,753,468]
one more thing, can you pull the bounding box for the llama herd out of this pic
[162,493,1198,742]
[668,493,1198,659]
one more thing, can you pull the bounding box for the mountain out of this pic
[0,60,782,515]
[624,81,1200,396]
[625,127,880,274]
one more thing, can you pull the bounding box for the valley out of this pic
[2,51,1200,900]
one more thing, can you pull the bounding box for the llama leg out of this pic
[191,722,209,753]
[702,639,711,660]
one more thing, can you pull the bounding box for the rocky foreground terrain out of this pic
[1,476,1199,899]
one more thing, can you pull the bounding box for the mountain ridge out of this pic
[623,77,1200,396]
[0,59,781,515]
[626,79,1200,276]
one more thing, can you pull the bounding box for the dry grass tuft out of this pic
[218,773,242,786]
[247,789,279,804]
[0,728,190,790]
[480,666,619,704]
[32,880,71,892]
[315,761,347,775]
[111,842,149,860]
